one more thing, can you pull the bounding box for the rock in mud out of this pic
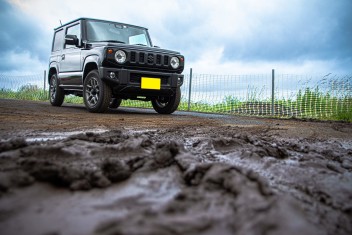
[101,158,131,183]
[153,141,180,167]
[19,158,84,187]
[326,161,345,173]
[0,171,34,193]
[341,159,352,170]
[68,130,128,144]
[0,138,27,153]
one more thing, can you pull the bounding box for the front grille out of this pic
[127,51,170,67]
[130,73,169,85]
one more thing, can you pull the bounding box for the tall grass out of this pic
[295,88,352,121]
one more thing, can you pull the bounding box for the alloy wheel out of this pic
[85,77,100,107]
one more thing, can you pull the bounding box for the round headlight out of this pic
[115,50,126,64]
[170,57,180,69]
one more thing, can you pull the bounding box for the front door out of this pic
[59,23,82,86]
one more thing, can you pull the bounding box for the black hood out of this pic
[87,42,181,55]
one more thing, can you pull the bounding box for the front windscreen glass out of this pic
[86,20,151,47]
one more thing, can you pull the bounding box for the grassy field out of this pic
[0,85,351,121]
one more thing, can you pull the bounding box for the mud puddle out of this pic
[24,129,109,142]
[0,127,351,235]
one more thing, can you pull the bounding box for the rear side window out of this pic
[65,24,81,49]
[52,29,64,51]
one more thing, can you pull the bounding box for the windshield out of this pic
[86,20,151,47]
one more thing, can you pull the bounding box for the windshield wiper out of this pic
[134,44,147,46]
[94,40,125,44]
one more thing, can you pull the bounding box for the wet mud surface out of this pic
[0,99,351,235]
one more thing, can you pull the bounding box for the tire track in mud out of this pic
[0,127,351,235]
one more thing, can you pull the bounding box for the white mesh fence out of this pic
[125,72,352,120]
[0,71,351,120]
[0,73,45,90]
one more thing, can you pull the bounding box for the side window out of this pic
[52,29,64,52]
[65,24,81,49]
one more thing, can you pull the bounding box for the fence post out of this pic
[43,70,46,92]
[271,69,275,116]
[187,68,193,111]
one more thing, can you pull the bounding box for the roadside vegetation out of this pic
[0,84,350,121]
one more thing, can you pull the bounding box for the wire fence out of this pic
[0,70,351,121]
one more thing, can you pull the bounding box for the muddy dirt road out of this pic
[0,99,351,235]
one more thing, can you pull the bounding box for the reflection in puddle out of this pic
[25,129,108,142]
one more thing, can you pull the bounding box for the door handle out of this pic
[61,54,65,60]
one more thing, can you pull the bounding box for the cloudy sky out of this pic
[0,0,351,75]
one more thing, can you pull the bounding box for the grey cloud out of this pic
[1,0,351,75]
[221,0,352,62]
[0,0,51,72]
[151,0,352,66]
[151,9,210,62]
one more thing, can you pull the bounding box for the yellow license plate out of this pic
[141,77,161,90]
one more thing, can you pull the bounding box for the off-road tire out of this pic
[151,87,181,114]
[83,70,112,113]
[109,98,122,109]
[49,73,65,106]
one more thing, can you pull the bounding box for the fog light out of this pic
[110,72,116,79]
[177,77,183,85]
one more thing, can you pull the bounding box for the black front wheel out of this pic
[109,98,122,109]
[151,87,181,114]
[49,73,65,106]
[83,70,112,113]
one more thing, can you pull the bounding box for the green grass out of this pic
[65,95,84,104]
[0,85,84,104]
[0,85,351,122]
[0,85,48,101]
[294,88,352,121]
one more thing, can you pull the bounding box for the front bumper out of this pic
[100,67,183,97]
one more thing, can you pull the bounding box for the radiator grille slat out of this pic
[156,55,161,65]
[139,52,145,63]
[130,51,136,62]
[163,56,169,66]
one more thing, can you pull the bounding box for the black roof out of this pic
[54,17,148,31]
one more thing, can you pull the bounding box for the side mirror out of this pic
[65,35,79,46]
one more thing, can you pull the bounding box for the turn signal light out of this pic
[107,49,114,54]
